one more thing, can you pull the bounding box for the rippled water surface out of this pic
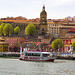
[0,58,75,75]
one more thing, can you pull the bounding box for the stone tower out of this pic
[40,5,47,35]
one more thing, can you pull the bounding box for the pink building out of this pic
[5,37,25,51]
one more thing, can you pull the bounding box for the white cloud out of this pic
[46,0,75,6]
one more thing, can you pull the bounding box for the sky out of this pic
[0,0,75,19]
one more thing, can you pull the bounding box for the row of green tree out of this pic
[52,39,75,51]
[0,23,37,36]
[0,23,20,36]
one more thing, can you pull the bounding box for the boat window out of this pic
[25,53,40,56]
[42,54,49,57]
[26,53,28,56]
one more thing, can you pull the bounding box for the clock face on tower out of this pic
[42,17,44,20]
[40,5,47,25]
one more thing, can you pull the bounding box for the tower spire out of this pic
[43,4,45,10]
[43,0,45,10]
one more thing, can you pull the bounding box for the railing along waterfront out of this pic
[0,52,20,57]
[0,52,75,59]
[0,52,20,54]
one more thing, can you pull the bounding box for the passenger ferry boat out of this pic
[19,47,56,62]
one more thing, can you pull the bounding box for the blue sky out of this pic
[0,0,75,19]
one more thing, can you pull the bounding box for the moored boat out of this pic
[19,49,56,62]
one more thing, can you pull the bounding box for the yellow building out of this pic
[0,42,9,52]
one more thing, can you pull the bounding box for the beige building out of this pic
[47,21,75,38]
[47,22,62,37]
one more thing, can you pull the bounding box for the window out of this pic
[68,41,70,45]
[42,54,49,57]
[0,46,2,48]
[26,53,40,56]
[42,17,44,20]
[64,41,66,45]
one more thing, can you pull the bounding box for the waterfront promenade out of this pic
[0,52,75,60]
[52,52,75,60]
[0,52,20,57]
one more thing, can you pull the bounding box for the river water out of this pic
[0,58,75,75]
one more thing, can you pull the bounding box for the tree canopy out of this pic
[3,23,13,36]
[72,42,75,51]
[25,23,36,35]
[51,39,63,51]
[0,23,5,35]
[14,26,20,35]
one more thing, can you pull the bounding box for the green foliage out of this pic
[25,23,36,35]
[3,23,13,36]
[72,42,75,51]
[51,39,63,51]
[14,26,20,35]
[0,23,5,35]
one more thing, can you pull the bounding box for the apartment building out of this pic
[47,21,62,37]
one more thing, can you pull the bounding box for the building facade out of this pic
[47,22,61,37]
[61,38,71,52]
[5,37,25,51]
[0,42,9,52]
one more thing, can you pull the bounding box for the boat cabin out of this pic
[24,51,51,57]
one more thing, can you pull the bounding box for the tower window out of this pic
[42,17,44,20]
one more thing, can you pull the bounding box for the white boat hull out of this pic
[19,56,55,62]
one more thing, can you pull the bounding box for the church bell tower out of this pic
[40,5,47,35]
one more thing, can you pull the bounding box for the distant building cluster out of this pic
[0,5,75,52]
[1,16,27,20]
